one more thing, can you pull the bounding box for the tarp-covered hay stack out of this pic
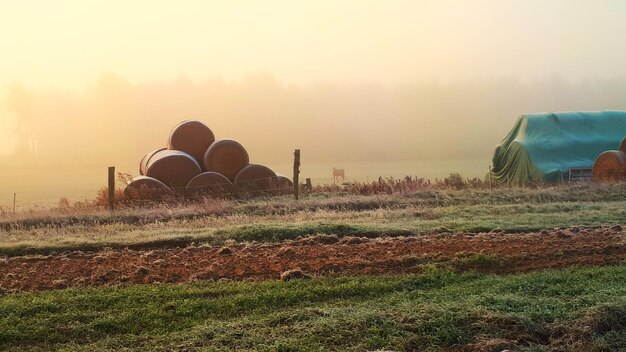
[125,120,292,200]
[490,111,626,185]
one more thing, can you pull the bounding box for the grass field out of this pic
[0,182,625,351]
[0,183,624,256]
[1,265,625,351]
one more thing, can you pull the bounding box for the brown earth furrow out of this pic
[0,227,623,292]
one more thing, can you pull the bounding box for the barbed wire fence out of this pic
[0,149,309,215]
[0,175,302,213]
[0,163,623,216]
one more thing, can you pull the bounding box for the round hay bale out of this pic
[186,172,234,197]
[168,120,215,163]
[592,150,626,181]
[145,150,202,188]
[203,139,249,181]
[139,148,166,175]
[620,137,626,153]
[124,176,173,200]
[234,164,277,194]
[276,174,294,194]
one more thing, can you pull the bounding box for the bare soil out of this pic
[0,227,624,292]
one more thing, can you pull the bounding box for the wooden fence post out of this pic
[305,178,312,192]
[108,166,115,211]
[293,149,300,200]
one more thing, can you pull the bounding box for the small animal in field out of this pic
[333,167,345,183]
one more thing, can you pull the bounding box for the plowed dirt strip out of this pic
[0,227,624,292]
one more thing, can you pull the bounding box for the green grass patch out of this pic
[0,200,624,256]
[1,265,625,351]
[452,252,505,270]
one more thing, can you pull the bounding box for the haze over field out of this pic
[1,0,626,166]
[3,3,626,351]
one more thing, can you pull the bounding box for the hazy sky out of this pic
[1,0,626,161]
[1,0,626,88]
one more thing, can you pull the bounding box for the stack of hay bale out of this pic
[124,120,293,200]
[592,136,626,181]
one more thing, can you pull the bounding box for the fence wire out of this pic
[1,167,625,213]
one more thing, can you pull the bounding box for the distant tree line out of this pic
[3,72,626,165]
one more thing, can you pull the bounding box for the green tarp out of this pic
[490,111,626,185]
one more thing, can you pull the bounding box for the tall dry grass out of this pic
[2,172,624,227]
[314,173,487,195]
